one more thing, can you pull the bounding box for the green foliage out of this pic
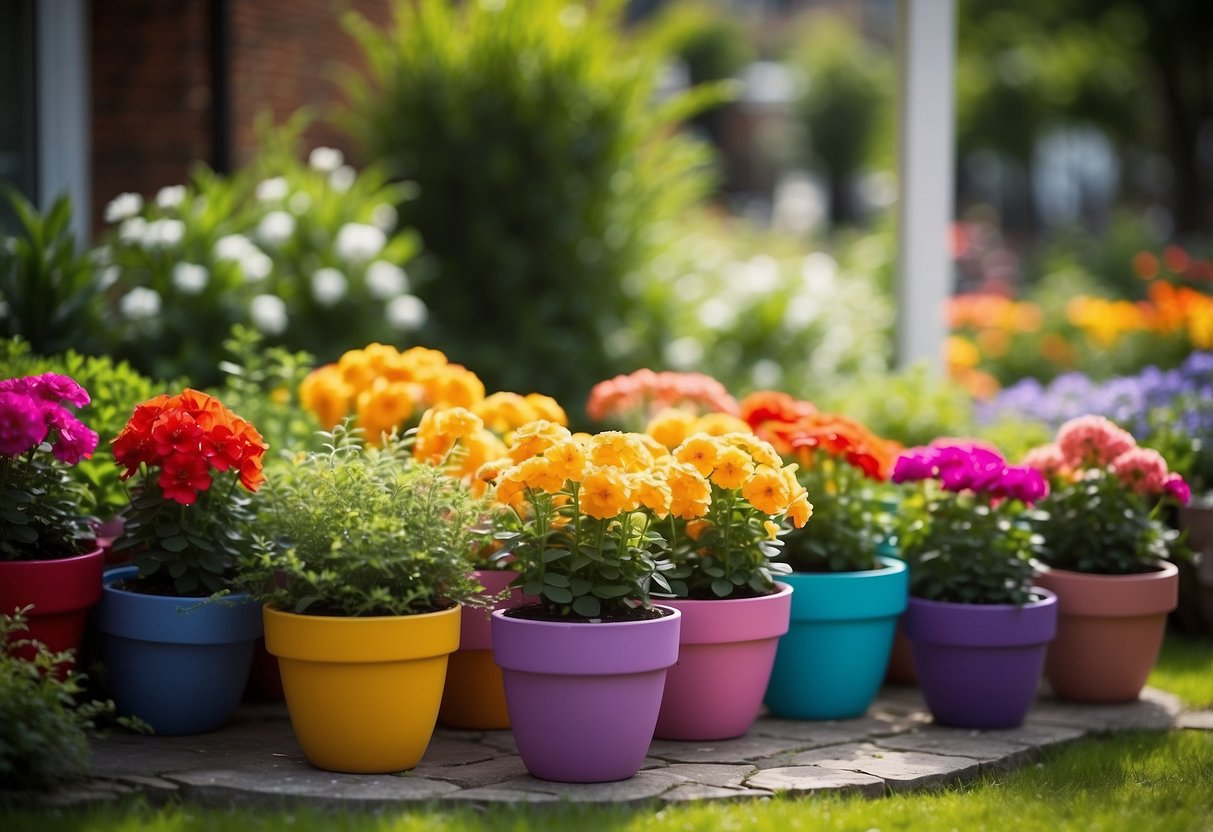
[0,453,92,561]
[641,1,754,85]
[0,337,175,514]
[820,365,976,447]
[0,190,104,356]
[896,483,1038,605]
[493,500,674,620]
[342,0,718,410]
[211,326,320,456]
[779,462,890,573]
[0,608,130,791]
[1029,469,1179,574]
[1149,633,1213,709]
[101,116,421,385]
[240,425,486,617]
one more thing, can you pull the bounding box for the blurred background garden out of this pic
[1,0,1210,482]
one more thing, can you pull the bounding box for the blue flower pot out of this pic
[94,566,262,735]
[764,556,908,719]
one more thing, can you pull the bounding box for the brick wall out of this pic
[89,0,390,236]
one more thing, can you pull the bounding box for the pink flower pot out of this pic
[492,606,681,783]
[0,547,103,664]
[654,582,792,740]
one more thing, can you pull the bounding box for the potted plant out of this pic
[1024,415,1191,702]
[0,373,101,663]
[742,392,909,720]
[648,428,810,740]
[236,418,488,774]
[94,389,266,735]
[480,422,682,783]
[893,441,1056,729]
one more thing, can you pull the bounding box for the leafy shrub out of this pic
[342,0,718,410]
[240,424,486,617]
[818,364,976,448]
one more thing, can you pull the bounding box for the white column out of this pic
[894,0,956,371]
[37,0,91,243]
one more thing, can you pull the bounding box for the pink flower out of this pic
[0,373,90,408]
[1021,443,1067,476]
[1056,415,1136,469]
[1109,447,1170,495]
[0,392,50,457]
[1164,473,1191,505]
[46,407,99,465]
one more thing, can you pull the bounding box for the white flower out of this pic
[98,265,121,290]
[240,250,273,282]
[663,336,704,370]
[308,147,344,173]
[370,203,397,232]
[119,287,162,320]
[335,223,386,263]
[257,211,296,247]
[215,233,254,261]
[288,191,312,215]
[118,217,147,244]
[249,294,288,335]
[329,165,356,193]
[365,260,408,299]
[255,177,289,202]
[311,268,348,306]
[386,295,428,331]
[141,218,185,249]
[172,262,209,295]
[155,185,187,210]
[105,192,143,224]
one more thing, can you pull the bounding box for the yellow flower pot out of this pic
[263,604,460,773]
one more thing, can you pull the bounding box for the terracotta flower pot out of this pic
[884,621,917,685]
[654,582,792,740]
[0,547,104,663]
[492,606,681,783]
[438,568,529,730]
[1035,562,1179,703]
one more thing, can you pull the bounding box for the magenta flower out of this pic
[46,407,99,465]
[1164,473,1192,505]
[895,443,1046,505]
[31,372,91,408]
[0,392,51,457]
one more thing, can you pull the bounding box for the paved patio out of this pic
[22,685,1204,808]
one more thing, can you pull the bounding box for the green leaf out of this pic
[572,595,600,618]
[542,548,570,563]
[591,585,630,599]
[542,586,573,604]
[543,573,570,588]
[711,579,733,597]
[161,536,189,552]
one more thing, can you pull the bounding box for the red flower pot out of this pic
[0,547,104,663]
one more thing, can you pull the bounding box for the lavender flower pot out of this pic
[905,590,1057,729]
[492,607,681,783]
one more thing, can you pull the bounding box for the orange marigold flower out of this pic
[544,438,588,483]
[524,393,567,426]
[508,420,572,464]
[299,366,352,429]
[675,435,719,477]
[685,518,712,541]
[646,408,697,451]
[692,412,752,437]
[787,492,813,528]
[662,461,712,520]
[710,446,754,490]
[517,457,566,495]
[580,466,631,519]
[357,379,418,444]
[631,473,672,518]
[742,465,792,515]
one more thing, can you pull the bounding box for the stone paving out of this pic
[25,684,1201,809]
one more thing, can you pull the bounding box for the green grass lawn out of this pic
[3,632,1211,831]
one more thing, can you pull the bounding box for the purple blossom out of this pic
[0,392,50,457]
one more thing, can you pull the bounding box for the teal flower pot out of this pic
[764,556,908,719]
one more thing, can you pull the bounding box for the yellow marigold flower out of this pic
[580,466,631,519]
[589,431,652,471]
[722,433,783,468]
[299,366,352,429]
[686,518,712,541]
[413,407,454,463]
[945,335,980,371]
[693,412,752,437]
[663,461,712,520]
[646,408,697,450]
[742,465,792,515]
[399,346,448,376]
[763,519,781,540]
[711,446,754,490]
[475,392,535,435]
[508,420,572,464]
[493,467,530,511]
[425,365,486,410]
[517,457,566,495]
[356,379,417,444]
[544,438,588,483]
[457,430,508,479]
[631,474,672,518]
[363,342,403,377]
[475,458,511,483]
[524,393,567,426]
[787,493,814,528]
[434,406,483,441]
[675,435,720,477]
[338,348,376,393]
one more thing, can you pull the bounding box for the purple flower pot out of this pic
[492,607,681,783]
[904,590,1057,729]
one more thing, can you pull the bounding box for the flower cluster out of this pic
[0,374,98,464]
[892,441,1043,605]
[586,369,738,427]
[644,408,752,451]
[1022,415,1188,575]
[0,374,98,560]
[738,391,898,573]
[112,390,266,505]
[111,390,266,595]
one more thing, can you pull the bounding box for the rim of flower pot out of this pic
[905,588,1058,648]
[96,565,262,645]
[657,581,793,645]
[492,605,681,676]
[1035,561,1179,618]
[0,545,103,613]
[783,555,909,622]
[263,602,461,664]
[461,569,530,651]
